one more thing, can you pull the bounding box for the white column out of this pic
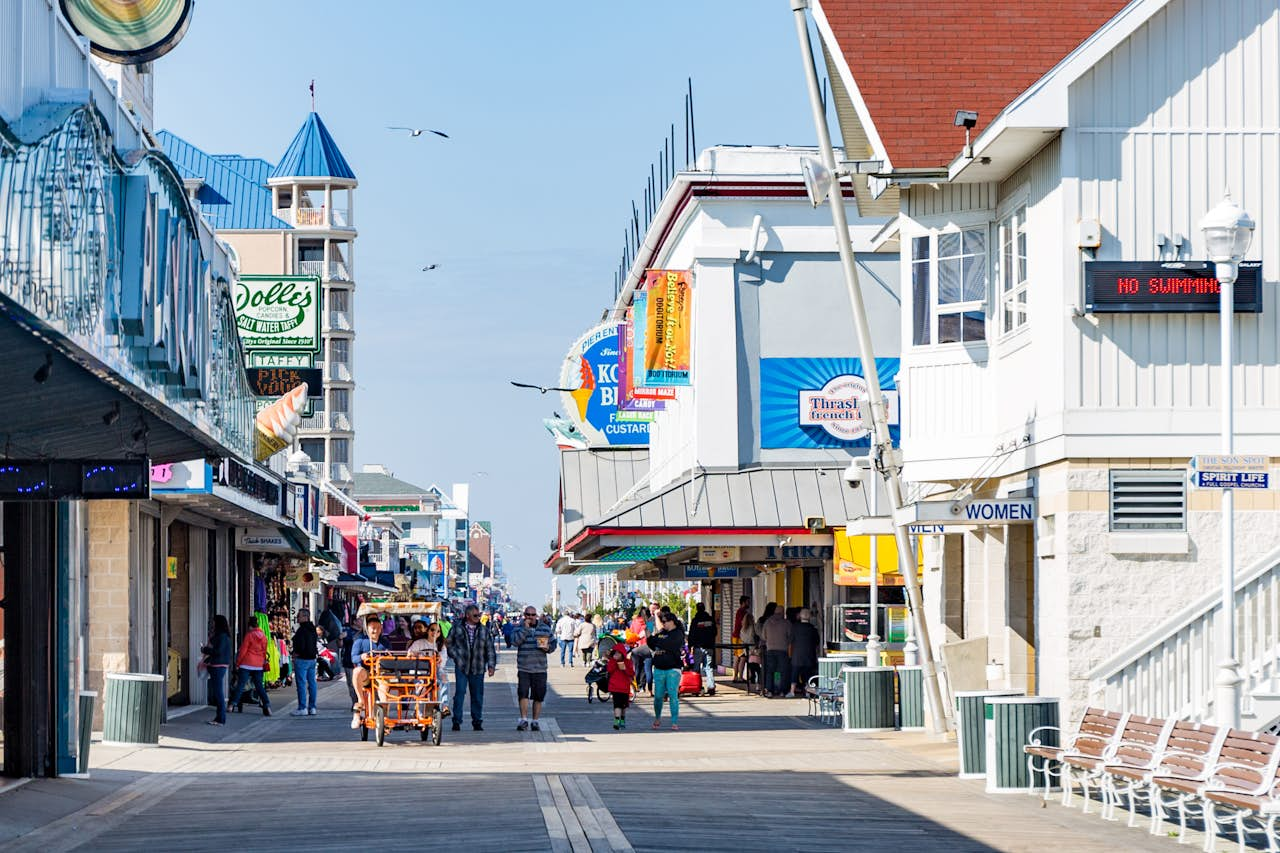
[1215,272,1241,727]
[691,253,741,470]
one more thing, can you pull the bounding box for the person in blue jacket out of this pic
[200,614,233,726]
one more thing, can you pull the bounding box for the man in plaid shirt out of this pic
[447,604,497,731]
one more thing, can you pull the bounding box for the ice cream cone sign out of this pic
[254,382,308,461]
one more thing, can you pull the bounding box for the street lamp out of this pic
[1200,190,1254,728]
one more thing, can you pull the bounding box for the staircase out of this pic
[1088,544,1280,731]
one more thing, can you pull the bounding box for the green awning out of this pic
[597,546,683,563]
[573,564,625,576]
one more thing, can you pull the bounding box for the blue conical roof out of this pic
[269,112,356,181]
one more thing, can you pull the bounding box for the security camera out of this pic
[954,110,978,129]
[805,516,826,533]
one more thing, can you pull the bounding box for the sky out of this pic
[155,1,826,602]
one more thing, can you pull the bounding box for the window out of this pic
[1110,470,1186,531]
[330,438,350,464]
[910,226,988,345]
[330,288,349,313]
[330,388,350,414]
[330,338,350,365]
[998,205,1028,334]
[299,438,325,462]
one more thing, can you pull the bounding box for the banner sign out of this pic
[642,270,692,386]
[630,292,676,400]
[234,276,321,352]
[559,324,650,447]
[760,358,900,449]
[617,317,665,415]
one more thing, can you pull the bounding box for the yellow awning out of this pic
[834,529,923,586]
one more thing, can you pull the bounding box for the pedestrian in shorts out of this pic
[605,643,635,730]
[511,606,556,731]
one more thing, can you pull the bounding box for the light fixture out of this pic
[1200,190,1255,284]
[102,401,121,426]
[131,422,149,443]
[953,110,978,129]
[839,159,884,175]
[33,352,53,384]
[800,156,836,207]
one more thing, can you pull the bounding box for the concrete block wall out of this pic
[87,500,133,728]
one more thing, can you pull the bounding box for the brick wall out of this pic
[87,501,132,728]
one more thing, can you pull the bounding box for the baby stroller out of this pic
[584,658,609,703]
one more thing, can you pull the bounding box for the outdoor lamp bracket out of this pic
[1200,190,1255,284]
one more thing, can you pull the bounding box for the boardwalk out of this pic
[0,651,1206,852]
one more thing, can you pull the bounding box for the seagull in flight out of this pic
[511,381,575,394]
[422,264,438,272]
[388,126,449,139]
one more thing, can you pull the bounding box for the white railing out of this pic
[1089,545,1280,723]
[329,463,352,482]
[297,260,351,282]
[328,361,353,382]
[328,309,353,331]
[274,208,354,229]
[299,413,325,431]
[330,412,352,431]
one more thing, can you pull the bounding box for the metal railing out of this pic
[328,309,353,331]
[328,361,353,382]
[297,260,351,282]
[275,208,354,229]
[329,412,353,431]
[329,463,352,482]
[1089,545,1280,723]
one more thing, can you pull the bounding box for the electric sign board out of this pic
[1084,261,1262,313]
[0,460,150,500]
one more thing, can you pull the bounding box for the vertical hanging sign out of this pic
[642,269,692,386]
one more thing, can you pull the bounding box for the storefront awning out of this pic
[833,529,922,586]
[550,464,871,572]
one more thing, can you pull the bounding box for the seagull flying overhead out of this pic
[511,381,574,395]
[422,264,438,272]
[388,126,449,139]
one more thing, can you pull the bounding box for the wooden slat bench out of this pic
[1139,721,1231,837]
[1023,707,1129,807]
[1195,730,1280,852]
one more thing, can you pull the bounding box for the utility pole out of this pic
[789,0,947,734]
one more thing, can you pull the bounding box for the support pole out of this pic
[790,0,946,733]
[1215,265,1241,728]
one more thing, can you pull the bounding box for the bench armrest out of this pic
[1202,762,1274,796]
[1026,725,1062,747]
[1150,750,1217,779]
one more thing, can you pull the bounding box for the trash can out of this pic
[102,673,165,746]
[954,689,1023,778]
[896,666,925,730]
[842,665,896,732]
[819,656,861,683]
[984,696,1060,793]
[77,691,97,774]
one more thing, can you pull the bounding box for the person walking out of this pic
[735,612,759,684]
[554,611,577,667]
[229,620,272,716]
[605,643,635,730]
[649,610,685,730]
[630,638,654,695]
[688,602,718,696]
[447,604,496,731]
[511,606,556,731]
[200,614,232,726]
[790,608,821,697]
[340,618,361,706]
[289,609,320,716]
[759,602,792,698]
[574,614,597,666]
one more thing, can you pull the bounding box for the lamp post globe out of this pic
[1200,192,1255,283]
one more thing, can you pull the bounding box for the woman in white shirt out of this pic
[407,620,450,713]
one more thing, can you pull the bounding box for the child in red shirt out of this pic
[605,644,635,730]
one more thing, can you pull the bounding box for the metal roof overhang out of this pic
[0,305,244,464]
[551,528,833,575]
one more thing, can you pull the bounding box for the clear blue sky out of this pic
[155,1,827,602]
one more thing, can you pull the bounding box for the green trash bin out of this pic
[102,673,165,746]
[819,656,861,683]
[896,666,925,730]
[954,689,1023,778]
[78,691,97,774]
[984,696,1060,793]
[842,666,896,732]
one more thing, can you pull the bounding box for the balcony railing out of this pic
[328,361,353,382]
[299,413,326,431]
[297,260,352,282]
[329,463,352,482]
[330,412,353,431]
[275,208,355,229]
[328,309,353,331]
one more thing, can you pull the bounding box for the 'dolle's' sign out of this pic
[234,275,321,353]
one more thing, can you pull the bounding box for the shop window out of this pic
[998,204,1028,335]
[909,226,988,345]
[1110,470,1186,531]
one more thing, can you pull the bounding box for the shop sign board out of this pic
[234,276,321,352]
[150,459,210,493]
[559,324,650,447]
[1084,261,1262,313]
[1192,471,1269,489]
[896,499,1036,526]
[629,292,677,399]
[0,460,150,500]
[426,549,449,578]
[697,546,740,564]
[1191,454,1267,473]
[642,269,693,386]
[237,528,294,552]
[245,367,323,399]
[760,358,900,449]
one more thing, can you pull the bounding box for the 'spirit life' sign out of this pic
[234,276,321,352]
[1084,261,1262,313]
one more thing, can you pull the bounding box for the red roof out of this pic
[819,0,1131,169]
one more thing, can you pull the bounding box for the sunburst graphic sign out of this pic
[60,0,194,64]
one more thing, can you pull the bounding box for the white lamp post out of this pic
[1200,190,1254,729]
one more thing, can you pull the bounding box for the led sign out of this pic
[0,460,150,500]
[244,368,323,399]
[1085,261,1262,313]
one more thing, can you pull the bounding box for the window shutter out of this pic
[1109,470,1186,531]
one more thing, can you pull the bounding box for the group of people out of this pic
[732,596,822,698]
